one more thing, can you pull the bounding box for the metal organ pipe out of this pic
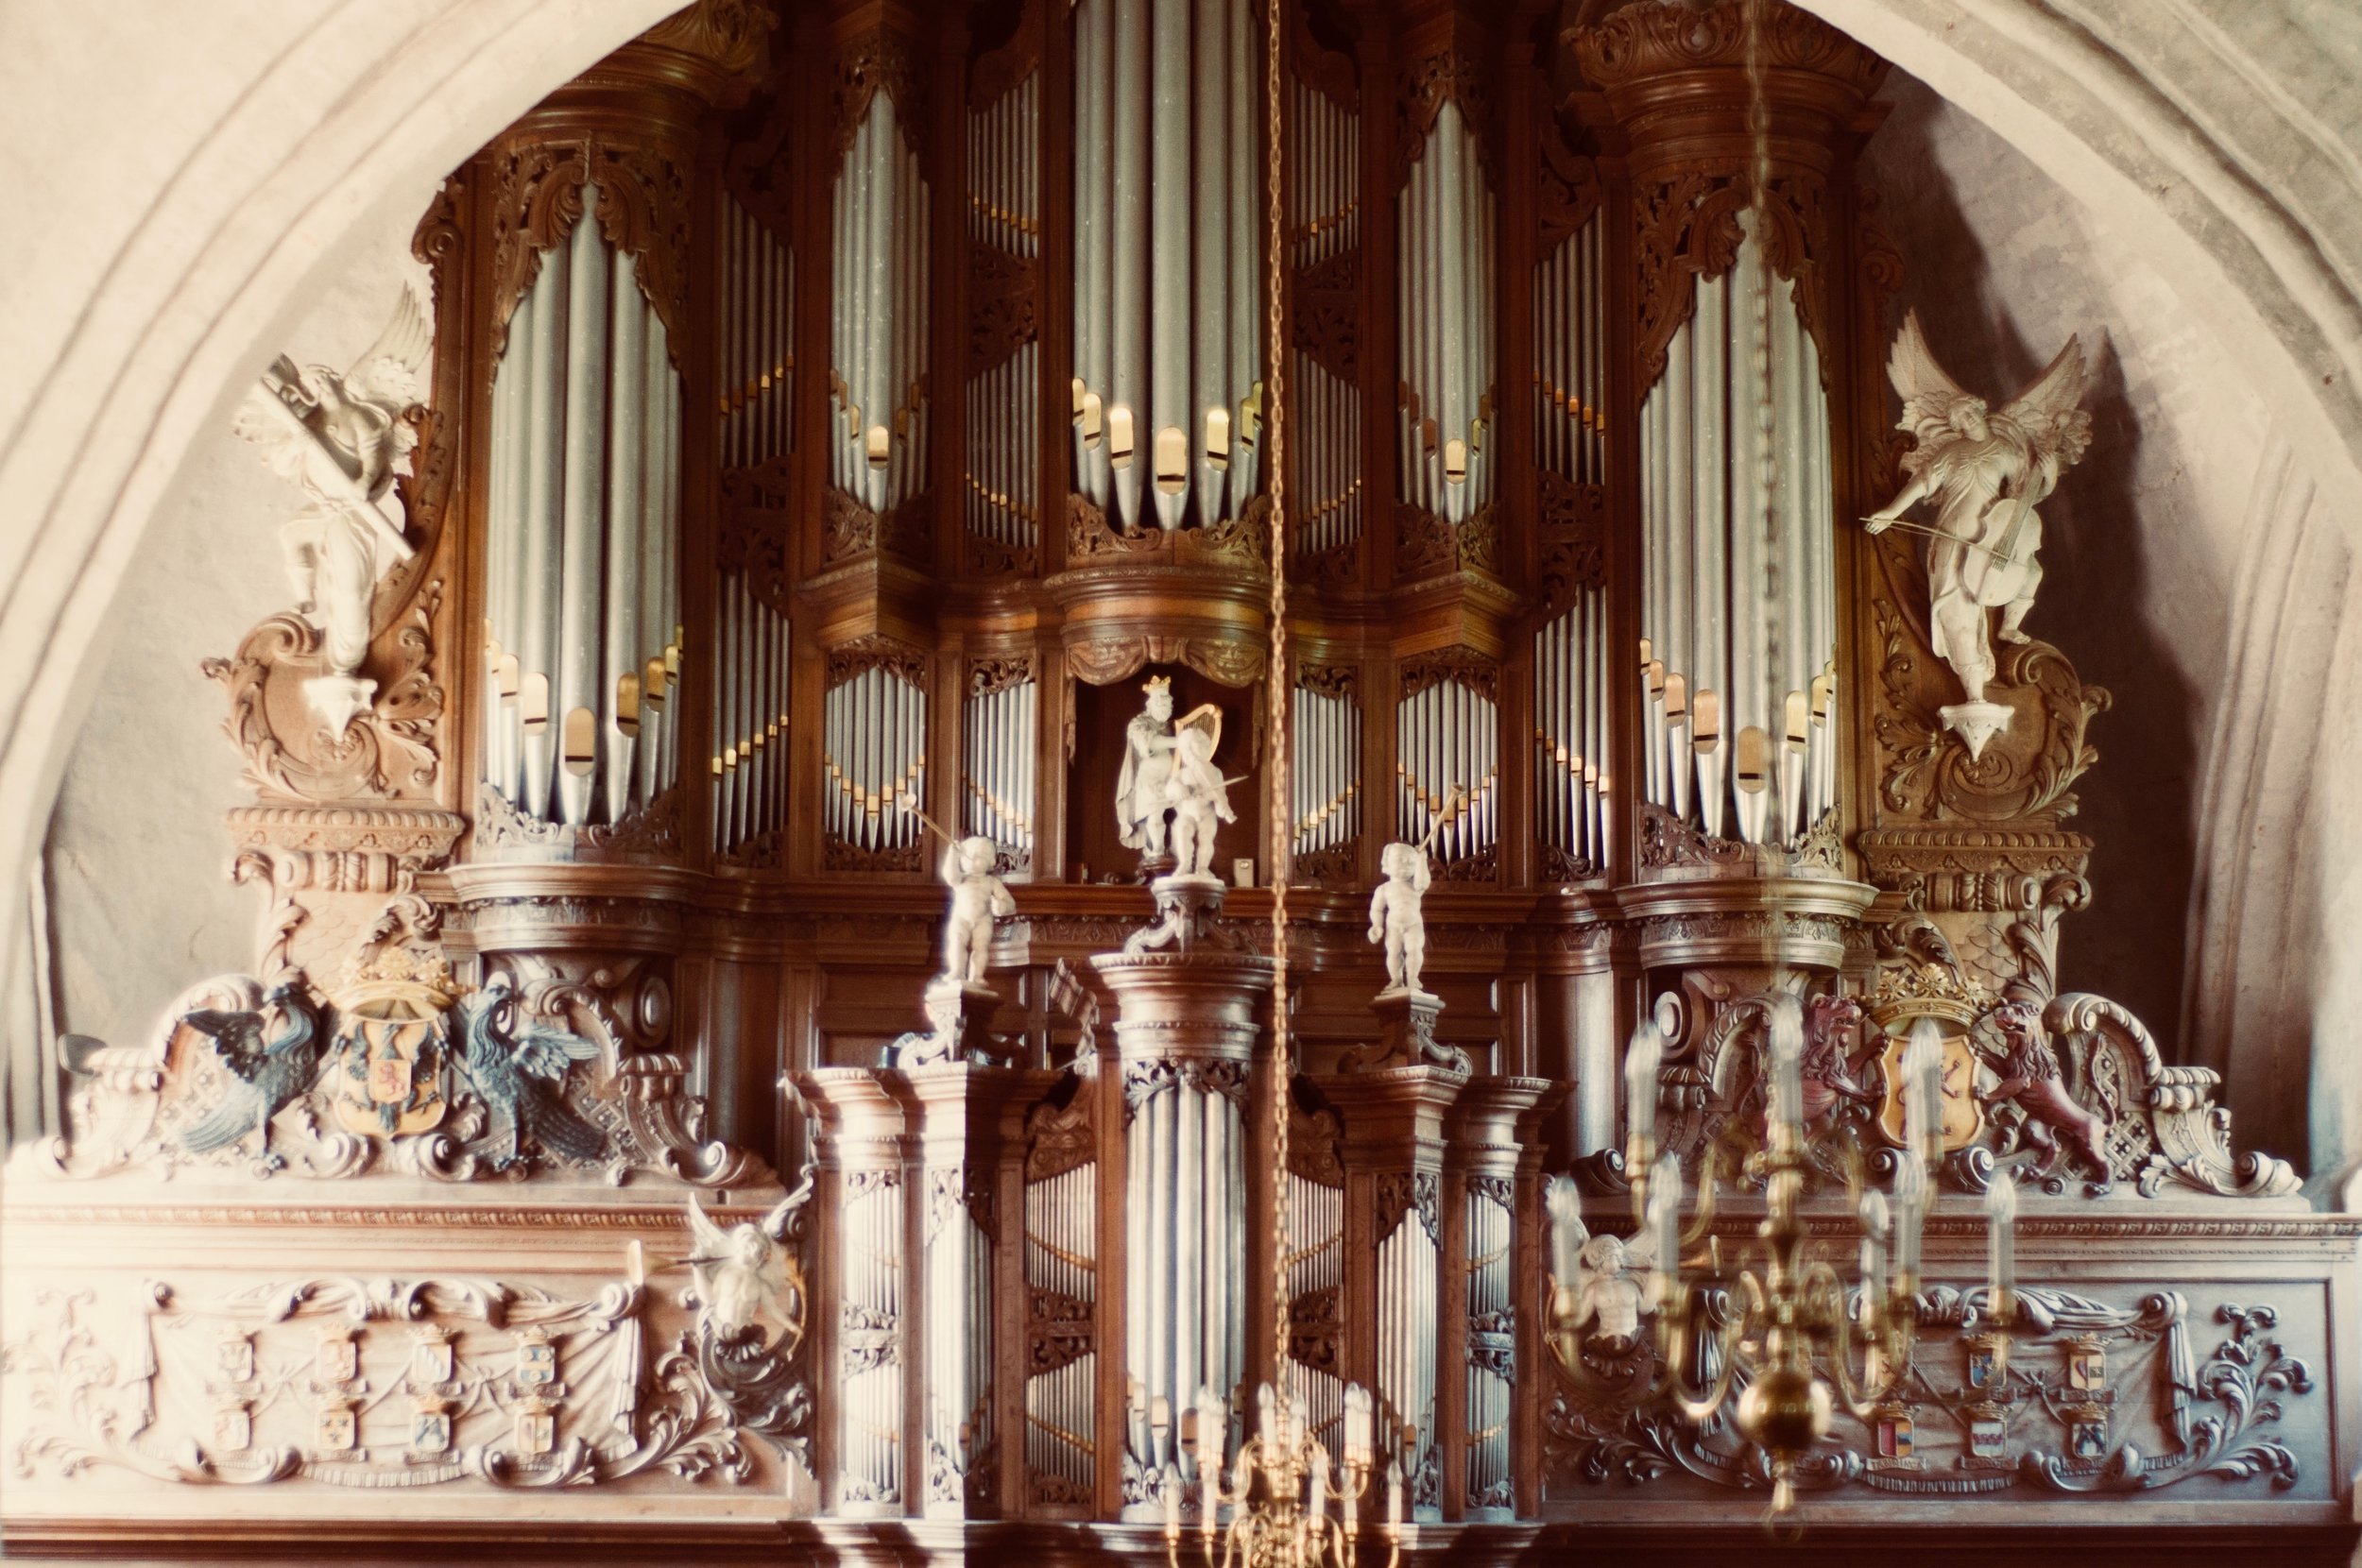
[1071,0,1261,532]
[480,184,680,833]
[1399,99,1495,523]
[1636,229,1837,845]
[1288,64,1361,559]
[831,89,928,517]
[967,65,1041,562]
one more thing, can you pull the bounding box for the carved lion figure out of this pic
[1979,1000,2113,1180]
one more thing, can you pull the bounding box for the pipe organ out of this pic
[1070,0,1263,532]
[1287,20,1361,567]
[13,4,2356,1562]
[830,54,930,521]
[481,194,683,830]
[1639,230,1839,846]
[962,657,1037,869]
[1396,86,1497,523]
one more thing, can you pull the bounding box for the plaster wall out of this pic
[37,196,436,1053]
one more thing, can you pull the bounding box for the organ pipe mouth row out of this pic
[824,660,928,858]
[1396,673,1500,873]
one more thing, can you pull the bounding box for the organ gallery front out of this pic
[4,0,2356,1560]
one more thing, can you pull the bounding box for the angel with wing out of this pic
[1864,312,2091,754]
[677,1171,814,1353]
[1545,1175,1659,1345]
[232,285,432,734]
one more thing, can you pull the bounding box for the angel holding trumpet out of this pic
[1863,312,2092,755]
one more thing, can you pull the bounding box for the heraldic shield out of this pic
[1873,1014,1984,1151]
[329,946,457,1137]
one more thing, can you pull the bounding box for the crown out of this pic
[1142,674,1172,694]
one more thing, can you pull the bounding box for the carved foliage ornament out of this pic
[1633,168,1828,393]
[1396,44,1498,186]
[486,138,694,366]
[832,26,928,175]
[1395,500,1499,580]
[1067,492,1274,572]
[824,484,932,566]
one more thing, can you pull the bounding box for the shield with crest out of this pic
[1874,1026,1983,1150]
[329,947,455,1138]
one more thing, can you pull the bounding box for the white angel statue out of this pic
[679,1175,813,1351]
[1863,312,2092,758]
[232,286,432,734]
[1545,1174,1658,1344]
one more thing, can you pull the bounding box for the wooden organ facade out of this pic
[4,0,2357,1561]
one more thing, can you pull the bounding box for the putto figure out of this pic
[1115,675,1180,861]
[1545,1175,1658,1345]
[232,286,431,734]
[1162,722,1236,879]
[938,833,1016,987]
[1863,312,2091,759]
[1366,841,1435,995]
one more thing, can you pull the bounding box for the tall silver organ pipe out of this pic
[823,659,928,858]
[1395,671,1500,873]
[839,1171,905,1510]
[1532,213,1604,486]
[831,87,930,514]
[1290,677,1361,866]
[961,665,1037,869]
[966,64,1041,563]
[1070,0,1262,532]
[1398,100,1496,522]
[710,574,790,860]
[1375,1198,1438,1508]
[1532,588,1610,879]
[1024,1157,1097,1504]
[924,1171,995,1509]
[1288,60,1361,559]
[720,194,793,471]
[1639,225,1838,846]
[481,183,681,831]
[1463,1181,1514,1510]
[1285,1164,1345,1461]
[1122,1073,1244,1492]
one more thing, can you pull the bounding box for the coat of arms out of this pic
[1874,1025,1982,1150]
[329,946,457,1138]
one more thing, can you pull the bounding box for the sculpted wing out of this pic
[1886,311,1975,469]
[182,1009,269,1080]
[1997,332,2093,466]
[512,1023,600,1082]
[230,376,312,484]
[342,285,432,418]
[687,1193,730,1257]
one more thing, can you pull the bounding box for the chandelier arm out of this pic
[1667,1276,1756,1423]
[1676,1159,1723,1250]
[1810,1257,1904,1419]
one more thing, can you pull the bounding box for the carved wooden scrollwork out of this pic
[968,243,1037,377]
[1536,104,1604,257]
[832,26,927,175]
[1538,473,1608,612]
[1066,635,1265,690]
[970,654,1036,697]
[202,584,445,805]
[826,634,928,691]
[717,483,795,615]
[1870,594,2111,826]
[1292,249,1361,383]
[486,139,695,366]
[1395,501,1500,581]
[1399,649,1498,705]
[824,486,931,567]
[1396,45,1497,186]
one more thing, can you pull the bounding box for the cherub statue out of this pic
[1366,841,1434,996]
[1545,1175,1657,1344]
[1116,676,1180,859]
[1162,723,1236,879]
[231,286,431,734]
[678,1170,814,1351]
[1979,999,2113,1181]
[939,833,1016,987]
[1864,312,2091,757]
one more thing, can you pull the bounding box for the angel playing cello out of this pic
[1864,312,2092,755]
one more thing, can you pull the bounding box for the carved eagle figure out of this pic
[173,980,325,1161]
[454,974,607,1171]
[231,285,431,558]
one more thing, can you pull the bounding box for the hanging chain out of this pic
[1263,0,1294,1394]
